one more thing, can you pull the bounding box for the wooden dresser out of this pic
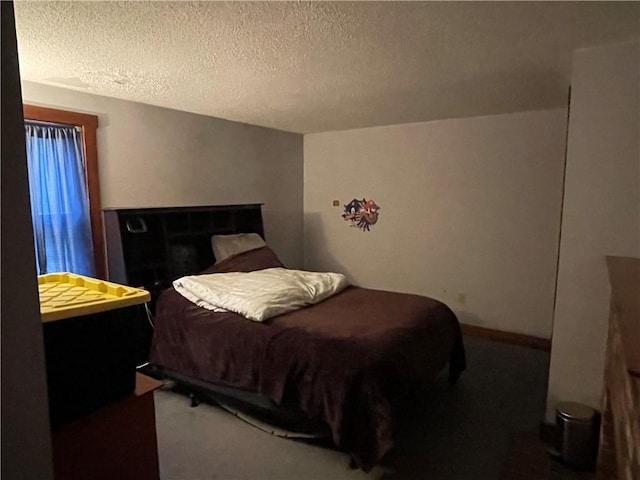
[599,256,640,479]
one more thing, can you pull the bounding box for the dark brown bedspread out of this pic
[150,280,465,469]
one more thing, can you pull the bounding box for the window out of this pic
[23,105,105,278]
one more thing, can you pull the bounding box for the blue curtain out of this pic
[25,123,95,276]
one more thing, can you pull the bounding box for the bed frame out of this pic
[103,204,331,435]
[141,363,331,437]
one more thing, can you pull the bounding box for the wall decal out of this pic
[342,198,380,232]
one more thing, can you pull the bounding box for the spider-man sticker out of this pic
[342,198,380,232]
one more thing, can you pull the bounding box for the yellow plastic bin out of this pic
[39,272,150,428]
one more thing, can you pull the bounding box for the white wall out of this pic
[304,109,567,338]
[20,81,304,268]
[546,41,640,420]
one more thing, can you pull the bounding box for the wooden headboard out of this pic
[103,204,264,301]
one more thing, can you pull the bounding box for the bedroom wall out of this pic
[545,41,640,421]
[304,109,567,339]
[20,81,304,268]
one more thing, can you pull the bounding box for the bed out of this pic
[148,244,466,470]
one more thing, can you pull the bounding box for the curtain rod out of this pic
[25,119,81,131]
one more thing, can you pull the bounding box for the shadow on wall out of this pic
[303,211,354,280]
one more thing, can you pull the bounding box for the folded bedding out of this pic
[173,268,350,321]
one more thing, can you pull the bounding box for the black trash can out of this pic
[555,401,600,470]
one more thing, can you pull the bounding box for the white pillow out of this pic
[211,233,266,263]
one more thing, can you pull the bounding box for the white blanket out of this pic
[173,268,349,322]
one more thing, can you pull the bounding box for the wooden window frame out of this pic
[23,104,105,279]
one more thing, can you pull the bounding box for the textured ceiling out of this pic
[14,1,640,134]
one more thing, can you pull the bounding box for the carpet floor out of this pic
[153,335,551,480]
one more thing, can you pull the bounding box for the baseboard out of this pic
[460,324,552,352]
